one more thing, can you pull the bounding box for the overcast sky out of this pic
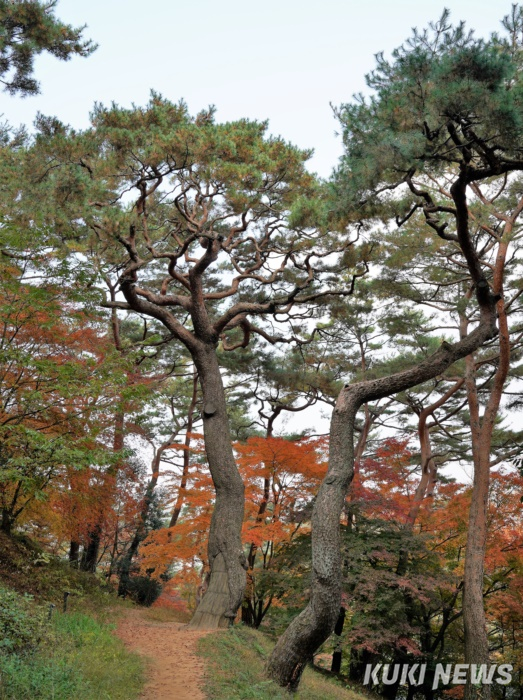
[2,0,510,178]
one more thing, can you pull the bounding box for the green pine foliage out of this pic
[0,0,95,96]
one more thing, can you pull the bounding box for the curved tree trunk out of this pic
[267,279,498,688]
[188,344,246,629]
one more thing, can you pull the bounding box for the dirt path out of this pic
[116,608,209,700]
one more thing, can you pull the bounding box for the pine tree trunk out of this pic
[266,277,497,688]
[266,398,358,689]
[188,344,246,629]
[463,448,490,700]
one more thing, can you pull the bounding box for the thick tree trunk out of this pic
[120,264,247,629]
[68,540,80,566]
[462,447,491,700]
[188,344,246,629]
[267,280,497,688]
[267,174,500,690]
[267,399,358,689]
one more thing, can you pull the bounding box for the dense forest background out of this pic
[1,2,523,699]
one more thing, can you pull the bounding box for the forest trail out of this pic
[116,608,209,700]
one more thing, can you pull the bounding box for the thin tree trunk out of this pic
[170,370,198,527]
[406,379,464,528]
[241,407,280,625]
[330,607,346,673]
[80,410,125,573]
[397,379,464,576]
[463,234,511,700]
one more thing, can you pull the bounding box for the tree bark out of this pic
[188,344,246,628]
[1,509,12,535]
[119,238,248,629]
[406,379,464,528]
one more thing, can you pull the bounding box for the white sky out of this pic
[2,0,510,177]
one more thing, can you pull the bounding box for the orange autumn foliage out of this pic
[138,436,327,583]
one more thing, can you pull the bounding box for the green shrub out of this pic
[125,575,162,606]
[0,594,143,700]
[0,586,49,653]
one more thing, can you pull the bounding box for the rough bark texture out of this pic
[188,552,231,629]
[188,345,246,628]
[116,232,249,628]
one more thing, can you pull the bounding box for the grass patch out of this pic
[0,589,143,700]
[198,624,367,700]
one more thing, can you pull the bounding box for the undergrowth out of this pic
[0,585,143,699]
[199,624,367,700]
